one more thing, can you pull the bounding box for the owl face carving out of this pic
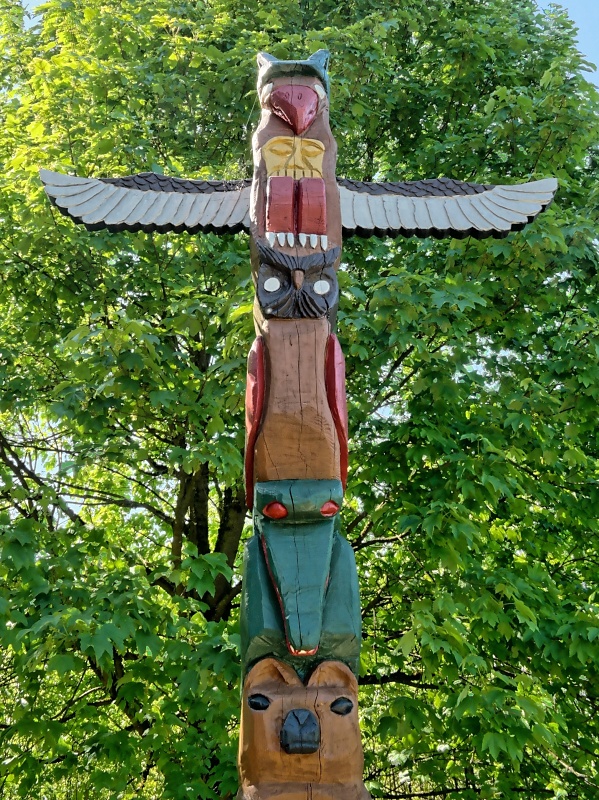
[238,657,369,799]
[255,242,340,320]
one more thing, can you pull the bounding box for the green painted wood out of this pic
[254,480,342,656]
[241,479,361,677]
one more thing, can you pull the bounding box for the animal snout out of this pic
[280,708,320,754]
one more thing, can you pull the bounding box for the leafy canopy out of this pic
[0,0,598,798]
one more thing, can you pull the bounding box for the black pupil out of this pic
[330,697,353,715]
[248,693,271,711]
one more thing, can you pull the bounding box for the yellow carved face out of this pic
[262,136,325,178]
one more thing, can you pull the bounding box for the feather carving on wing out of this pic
[39,169,252,234]
[337,176,557,240]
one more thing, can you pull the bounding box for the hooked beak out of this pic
[292,270,304,289]
[269,84,319,135]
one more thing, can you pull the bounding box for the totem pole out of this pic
[41,50,557,800]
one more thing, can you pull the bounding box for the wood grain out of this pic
[250,75,342,255]
[253,318,341,483]
[237,658,370,800]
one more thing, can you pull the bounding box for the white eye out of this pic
[314,84,326,101]
[264,277,281,293]
[313,280,330,295]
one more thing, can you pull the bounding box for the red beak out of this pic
[270,84,319,135]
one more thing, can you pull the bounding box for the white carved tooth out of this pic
[266,232,276,246]
[320,235,328,250]
[277,232,286,246]
[287,232,294,247]
[309,234,318,248]
[298,233,307,247]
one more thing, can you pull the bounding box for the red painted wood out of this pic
[266,175,295,232]
[320,500,340,517]
[270,84,319,135]
[297,177,327,234]
[245,336,265,509]
[325,334,348,489]
[262,501,288,520]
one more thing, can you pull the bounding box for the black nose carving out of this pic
[280,708,320,754]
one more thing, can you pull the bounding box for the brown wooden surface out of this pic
[238,658,370,800]
[252,318,341,483]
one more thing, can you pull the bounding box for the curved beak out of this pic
[269,85,319,135]
[292,270,305,289]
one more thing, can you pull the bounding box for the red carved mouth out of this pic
[270,85,319,135]
[287,645,319,657]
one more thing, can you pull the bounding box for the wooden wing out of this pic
[337,177,557,240]
[40,169,252,234]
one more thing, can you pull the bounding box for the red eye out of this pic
[320,501,340,517]
[262,501,288,519]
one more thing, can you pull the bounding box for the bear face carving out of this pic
[238,658,370,800]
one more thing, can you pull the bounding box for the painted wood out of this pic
[244,337,266,510]
[270,84,319,135]
[252,318,341,484]
[39,49,559,800]
[253,244,340,323]
[238,658,369,800]
[240,521,361,677]
[325,334,348,490]
[266,176,295,232]
[297,177,327,234]
[253,479,342,656]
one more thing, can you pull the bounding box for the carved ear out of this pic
[257,51,277,69]
[307,660,358,692]
[244,658,302,691]
[308,49,330,73]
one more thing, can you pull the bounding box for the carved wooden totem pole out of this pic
[41,50,557,800]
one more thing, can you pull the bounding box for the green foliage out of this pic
[0,0,598,797]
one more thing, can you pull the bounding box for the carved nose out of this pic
[270,85,319,135]
[292,270,304,289]
[280,708,320,754]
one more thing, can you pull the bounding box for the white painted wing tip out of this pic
[39,169,91,189]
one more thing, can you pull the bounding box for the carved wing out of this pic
[40,169,252,234]
[337,177,557,240]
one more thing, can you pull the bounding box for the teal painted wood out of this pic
[240,479,361,676]
[254,479,343,518]
[240,529,361,678]
[254,480,342,656]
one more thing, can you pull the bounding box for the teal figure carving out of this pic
[240,479,361,678]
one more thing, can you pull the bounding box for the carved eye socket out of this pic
[248,693,271,711]
[331,697,353,716]
[262,501,288,519]
[301,142,324,159]
[314,84,326,102]
[263,277,281,293]
[269,142,294,157]
[313,280,330,296]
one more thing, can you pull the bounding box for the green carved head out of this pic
[253,479,343,655]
